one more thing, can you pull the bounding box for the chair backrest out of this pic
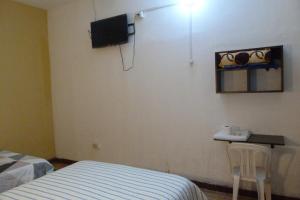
[227,143,271,181]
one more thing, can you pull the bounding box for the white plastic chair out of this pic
[227,143,272,200]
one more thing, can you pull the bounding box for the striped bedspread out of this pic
[0,161,207,200]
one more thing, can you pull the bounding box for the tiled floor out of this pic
[51,162,69,170]
[203,189,255,200]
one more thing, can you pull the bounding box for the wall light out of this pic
[179,0,204,13]
[135,0,205,66]
[177,0,205,65]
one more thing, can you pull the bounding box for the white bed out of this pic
[0,160,207,200]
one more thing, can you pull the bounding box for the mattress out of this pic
[0,151,53,193]
[0,160,207,200]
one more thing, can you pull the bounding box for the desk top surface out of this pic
[247,134,284,146]
[214,133,285,147]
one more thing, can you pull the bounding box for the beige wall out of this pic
[0,0,55,159]
[48,0,300,197]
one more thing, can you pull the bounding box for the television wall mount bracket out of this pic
[128,23,135,36]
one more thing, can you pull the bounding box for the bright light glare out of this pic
[179,0,204,13]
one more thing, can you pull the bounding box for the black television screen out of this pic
[91,14,129,48]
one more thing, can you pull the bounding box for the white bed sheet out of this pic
[0,160,207,200]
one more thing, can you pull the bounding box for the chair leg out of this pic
[265,181,272,200]
[233,175,240,200]
[257,180,265,200]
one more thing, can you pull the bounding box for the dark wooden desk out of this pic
[214,134,285,148]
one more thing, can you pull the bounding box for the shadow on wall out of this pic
[271,138,298,195]
[238,142,297,195]
[283,44,294,92]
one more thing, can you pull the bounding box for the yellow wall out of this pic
[0,0,55,159]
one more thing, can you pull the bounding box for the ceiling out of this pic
[13,0,73,10]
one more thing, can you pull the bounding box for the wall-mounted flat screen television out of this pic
[91,14,129,48]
